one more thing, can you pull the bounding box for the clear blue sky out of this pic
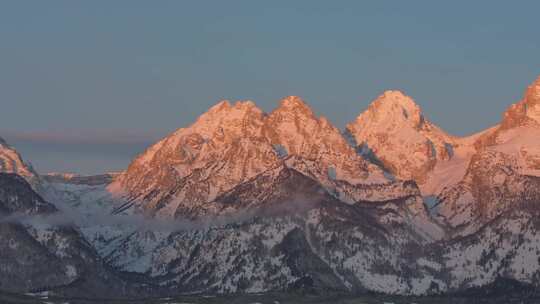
[1,1,540,174]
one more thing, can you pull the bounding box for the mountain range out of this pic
[2,75,540,298]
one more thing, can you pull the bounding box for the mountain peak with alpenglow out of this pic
[185,99,266,140]
[203,99,261,117]
[264,95,388,185]
[207,99,232,112]
[117,95,398,217]
[0,137,40,187]
[346,91,455,183]
[274,95,315,118]
[522,75,540,122]
[279,95,309,107]
[361,90,425,129]
[498,75,540,129]
[528,75,540,98]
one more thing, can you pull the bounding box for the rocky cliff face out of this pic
[346,91,457,184]
[0,138,40,188]
[501,76,540,129]
[473,76,540,148]
[264,96,386,185]
[0,173,124,295]
[432,77,540,238]
[117,100,282,218]
[115,97,405,219]
[434,150,540,236]
[0,173,55,216]
[100,164,444,295]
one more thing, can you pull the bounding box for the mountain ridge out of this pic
[115,95,399,219]
[2,75,540,297]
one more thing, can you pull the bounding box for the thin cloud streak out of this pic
[0,129,163,146]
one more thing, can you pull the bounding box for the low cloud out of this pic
[0,193,321,233]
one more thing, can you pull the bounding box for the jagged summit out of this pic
[0,137,39,187]
[276,95,314,115]
[117,96,395,217]
[199,99,261,119]
[188,99,265,138]
[349,90,434,135]
[266,96,389,185]
[118,75,540,219]
[527,75,540,100]
[208,99,231,111]
[524,76,540,123]
[433,75,540,236]
[346,91,455,183]
[366,90,425,127]
[499,76,540,128]
[475,75,540,150]
[209,96,315,121]
[460,75,540,194]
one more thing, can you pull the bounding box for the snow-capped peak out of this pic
[346,91,454,183]
[358,90,424,129]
